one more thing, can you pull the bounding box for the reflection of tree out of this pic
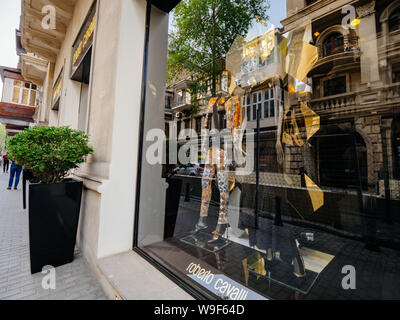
[168,0,269,97]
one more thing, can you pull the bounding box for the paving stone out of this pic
[0,173,107,300]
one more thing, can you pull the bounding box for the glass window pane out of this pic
[135,0,400,301]
[253,93,257,104]
[12,87,20,103]
[269,100,275,117]
[264,101,269,118]
[29,90,37,106]
[21,89,29,105]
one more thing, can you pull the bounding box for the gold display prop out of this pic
[300,102,320,141]
[304,174,324,212]
[285,40,319,83]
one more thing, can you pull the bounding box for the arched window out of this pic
[389,7,400,32]
[323,33,344,57]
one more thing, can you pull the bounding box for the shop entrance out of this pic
[315,130,368,191]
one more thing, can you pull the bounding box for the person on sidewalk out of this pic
[7,159,23,190]
[3,153,9,174]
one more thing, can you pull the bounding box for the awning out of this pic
[151,0,181,13]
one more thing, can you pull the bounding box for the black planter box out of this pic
[164,177,183,239]
[28,179,83,274]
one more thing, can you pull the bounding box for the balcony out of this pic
[310,82,400,117]
[311,92,356,114]
[309,38,361,76]
[0,102,36,123]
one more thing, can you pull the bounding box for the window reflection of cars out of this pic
[173,163,204,176]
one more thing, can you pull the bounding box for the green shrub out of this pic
[7,126,93,184]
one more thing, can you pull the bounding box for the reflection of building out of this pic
[169,63,229,138]
[0,30,38,137]
[168,29,285,172]
[282,0,400,198]
[229,29,285,173]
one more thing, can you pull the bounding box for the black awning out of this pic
[151,0,181,13]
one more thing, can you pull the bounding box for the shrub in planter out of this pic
[7,126,93,274]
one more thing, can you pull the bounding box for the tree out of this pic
[0,124,6,155]
[168,0,269,97]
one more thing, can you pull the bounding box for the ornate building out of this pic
[281,0,400,199]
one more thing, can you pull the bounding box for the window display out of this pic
[136,0,400,300]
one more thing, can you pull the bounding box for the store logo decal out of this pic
[186,262,267,300]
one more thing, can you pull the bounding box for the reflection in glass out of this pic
[137,0,400,300]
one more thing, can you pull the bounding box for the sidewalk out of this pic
[0,171,107,300]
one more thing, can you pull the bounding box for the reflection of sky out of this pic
[169,1,287,42]
[246,1,287,41]
[0,0,21,95]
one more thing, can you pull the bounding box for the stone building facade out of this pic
[281,0,400,198]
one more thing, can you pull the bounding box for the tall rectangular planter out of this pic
[28,179,83,274]
[163,177,183,239]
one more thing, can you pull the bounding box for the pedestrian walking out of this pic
[7,158,22,190]
[2,153,9,174]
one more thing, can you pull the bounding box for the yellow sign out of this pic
[73,15,96,65]
[53,79,62,101]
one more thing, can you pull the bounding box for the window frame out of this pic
[322,32,344,57]
[8,79,38,107]
[389,7,400,33]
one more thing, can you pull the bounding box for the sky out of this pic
[246,0,287,41]
[267,0,287,28]
[0,0,21,95]
[0,0,286,94]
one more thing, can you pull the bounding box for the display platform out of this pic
[180,230,230,253]
[246,252,318,294]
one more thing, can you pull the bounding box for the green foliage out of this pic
[168,0,269,94]
[0,124,6,154]
[7,126,93,184]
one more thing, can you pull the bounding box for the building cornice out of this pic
[20,0,77,63]
[281,0,361,33]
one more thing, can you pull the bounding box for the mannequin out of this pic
[195,78,245,245]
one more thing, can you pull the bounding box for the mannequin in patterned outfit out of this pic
[195,85,245,244]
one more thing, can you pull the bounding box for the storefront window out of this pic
[136,1,400,300]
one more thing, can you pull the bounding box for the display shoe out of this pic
[194,216,208,232]
[292,256,306,278]
[208,223,228,245]
[187,233,206,248]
